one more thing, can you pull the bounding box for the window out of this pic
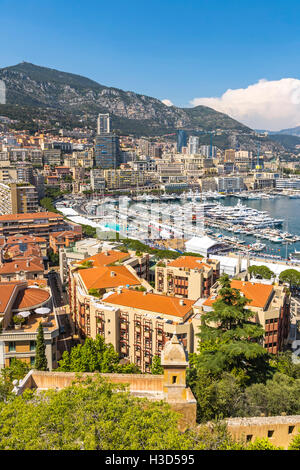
[30,357,35,366]
[172,376,177,384]
[30,341,36,351]
[246,435,252,442]
[8,342,16,352]
[288,426,295,434]
[268,430,274,438]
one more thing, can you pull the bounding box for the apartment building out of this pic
[0,167,18,182]
[199,280,290,353]
[0,280,58,369]
[90,169,106,191]
[0,182,39,214]
[215,176,244,193]
[5,234,47,257]
[70,276,201,372]
[69,259,142,337]
[155,256,220,300]
[156,162,186,184]
[104,169,146,189]
[59,239,119,283]
[49,230,82,254]
[276,178,300,190]
[0,212,74,238]
[244,172,277,191]
[43,149,62,166]
[29,149,43,166]
[71,167,85,181]
[0,256,45,282]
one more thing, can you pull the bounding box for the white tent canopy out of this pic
[185,236,220,257]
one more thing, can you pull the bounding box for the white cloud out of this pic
[162,99,174,107]
[190,78,300,131]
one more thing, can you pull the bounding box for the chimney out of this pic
[179,299,185,306]
[110,271,116,277]
[143,291,147,295]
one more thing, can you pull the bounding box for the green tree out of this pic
[48,248,59,266]
[243,372,300,417]
[88,288,106,298]
[279,269,300,291]
[270,351,300,379]
[0,375,242,450]
[58,335,140,374]
[245,438,283,450]
[196,274,270,385]
[0,359,30,401]
[34,323,48,371]
[151,355,164,375]
[288,430,300,450]
[248,265,274,280]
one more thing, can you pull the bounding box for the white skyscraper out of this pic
[97,113,111,135]
[188,136,199,155]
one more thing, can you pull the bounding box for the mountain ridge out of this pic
[0,62,284,152]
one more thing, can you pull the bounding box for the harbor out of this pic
[56,190,300,262]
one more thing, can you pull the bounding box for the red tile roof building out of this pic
[0,212,78,239]
[199,280,290,354]
[49,231,82,254]
[155,256,220,300]
[0,280,58,369]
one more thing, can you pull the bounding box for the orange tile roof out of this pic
[5,244,42,259]
[79,266,140,291]
[12,287,50,311]
[0,212,62,222]
[79,250,129,267]
[0,282,24,314]
[6,235,46,244]
[50,231,81,240]
[104,288,195,318]
[0,257,44,275]
[168,256,210,270]
[203,280,273,309]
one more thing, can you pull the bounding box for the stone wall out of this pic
[226,415,300,449]
[28,370,164,392]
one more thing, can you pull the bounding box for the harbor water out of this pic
[220,196,300,259]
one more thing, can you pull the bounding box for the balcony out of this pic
[1,313,59,341]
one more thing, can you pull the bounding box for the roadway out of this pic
[47,270,78,359]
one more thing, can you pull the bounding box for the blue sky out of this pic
[1,0,300,129]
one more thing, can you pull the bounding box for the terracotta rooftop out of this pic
[6,235,46,244]
[79,250,129,268]
[12,287,50,311]
[0,257,44,275]
[203,280,273,309]
[168,256,210,270]
[50,231,81,240]
[104,288,195,318]
[79,266,141,291]
[0,212,62,222]
[0,282,24,314]
[5,244,42,259]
